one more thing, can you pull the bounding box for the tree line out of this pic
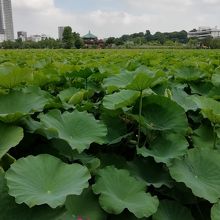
[0,27,84,49]
[105,30,188,46]
[1,27,220,49]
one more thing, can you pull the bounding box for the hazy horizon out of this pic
[12,0,220,39]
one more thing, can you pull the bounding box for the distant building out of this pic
[28,34,48,42]
[17,31,27,41]
[58,26,66,40]
[82,31,104,48]
[0,0,14,41]
[41,34,47,40]
[188,26,220,39]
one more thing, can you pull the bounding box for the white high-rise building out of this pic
[0,0,14,42]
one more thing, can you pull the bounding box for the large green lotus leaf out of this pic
[103,70,134,90]
[192,124,220,149]
[169,148,220,203]
[212,69,220,86]
[171,88,198,111]
[207,86,220,100]
[65,188,106,220]
[211,201,220,220]
[39,110,107,153]
[126,71,163,91]
[101,113,131,145]
[0,122,23,158]
[0,63,33,89]
[93,166,159,218]
[0,87,51,122]
[138,133,188,164]
[5,154,91,208]
[0,171,72,220]
[175,66,205,82]
[104,66,164,92]
[103,90,139,110]
[127,158,173,188]
[127,66,165,91]
[190,81,213,96]
[193,96,220,123]
[134,95,188,133]
[152,200,194,220]
[72,67,94,79]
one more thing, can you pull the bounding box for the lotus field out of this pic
[0,49,220,220]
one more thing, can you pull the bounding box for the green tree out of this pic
[72,32,84,49]
[145,30,152,42]
[62,26,74,49]
[75,38,84,49]
[210,38,220,49]
[187,38,199,48]
[200,36,212,48]
[153,32,166,44]
[105,37,115,46]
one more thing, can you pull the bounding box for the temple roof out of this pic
[82,31,97,39]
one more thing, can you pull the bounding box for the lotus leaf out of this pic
[138,133,188,164]
[152,200,194,220]
[93,166,159,218]
[39,110,107,153]
[5,154,91,208]
[169,148,220,203]
[0,122,23,158]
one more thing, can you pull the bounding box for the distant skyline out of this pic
[12,0,220,39]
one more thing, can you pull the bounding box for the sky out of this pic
[11,0,220,39]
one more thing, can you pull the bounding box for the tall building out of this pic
[0,0,14,41]
[58,26,66,40]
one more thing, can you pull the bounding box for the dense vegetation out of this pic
[105,30,188,46]
[0,49,220,220]
[2,28,220,49]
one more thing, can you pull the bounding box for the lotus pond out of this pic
[0,49,220,220]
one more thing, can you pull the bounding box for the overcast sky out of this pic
[11,0,220,39]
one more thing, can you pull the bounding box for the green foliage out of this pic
[0,87,51,122]
[169,148,220,203]
[152,200,194,220]
[38,110,107,153]
[211,201,220,220]
[93,166,159,218]
[5,154,91,208]
[133,95,188,133]
[62,26,74,49]
[0,122,23,158]
[0,49,219,219]
[138,133,188,164]
[65,188,106,220]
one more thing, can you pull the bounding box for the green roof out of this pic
[82,31,97,39]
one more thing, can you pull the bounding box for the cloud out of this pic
[11,0,220,39]
[12,0,54,11]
